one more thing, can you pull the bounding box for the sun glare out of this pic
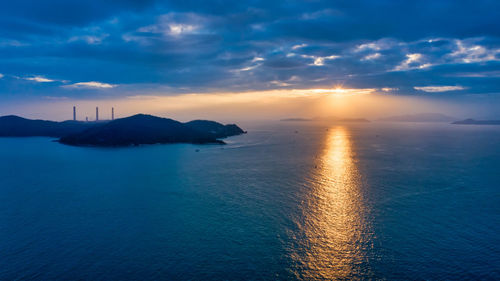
[307,87,375,97]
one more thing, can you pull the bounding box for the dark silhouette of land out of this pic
[452,119,500,125]
[60,114,246,146]
[0,114,245,146]
[0,115,100,137]
[378,113,457,122]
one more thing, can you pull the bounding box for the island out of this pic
[378,113,457,122]
[0,114,246,146]
[452,119,500,125]
[0,115,101,137]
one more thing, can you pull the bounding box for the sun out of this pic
[332,87,347,94]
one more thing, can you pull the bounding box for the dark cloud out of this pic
[0,0,499,99]
[1,0,156,26]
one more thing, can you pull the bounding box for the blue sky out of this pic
[0,0,499,109]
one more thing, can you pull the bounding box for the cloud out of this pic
[300,9,340,20]
[68,34,109,44]
[292,43,307,50]
[393,53,433,71]
[0,2,499,99]
[251,57,265,62]
[381,87,398,92]
[136,13,206,37]
[236,65,259,72]
[356,42,382,52]
[448,39,500,63]
[0,1,156,26]
[65,81,116,89]
[414,86,466,92]
[449,71,500,78]
[269,75,301,87]
[362,53,381,61]
[355,39,395,52]
[139,23,199,36]
[25,76,55,82]
[169,24,198,35]
[270,80,292,87]
[301,54,340,66]
[232,58,264,72]
[0,73,3,79]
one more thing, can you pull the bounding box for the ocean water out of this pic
[1,122,499,280]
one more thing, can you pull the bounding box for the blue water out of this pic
[1,122,499,280]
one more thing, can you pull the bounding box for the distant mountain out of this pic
[280,118,313,122]
[59,114,245,146]
[0,115,100,137]
[378,113,457,122]
[452,119,500,125]
[185,120,246,138]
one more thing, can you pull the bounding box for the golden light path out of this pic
[293,127,372,280]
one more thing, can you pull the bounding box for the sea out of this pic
[1,122,499,280]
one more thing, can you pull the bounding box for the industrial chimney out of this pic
[73,106,76,121]
[112,107,114,120]
[96,107,99,121]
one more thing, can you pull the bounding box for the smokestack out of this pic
[112,107,114,120]
[73,106,76,121]
[96,107,99,121]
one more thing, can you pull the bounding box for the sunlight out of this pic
[292,127,373,279]
[308,87,375,97]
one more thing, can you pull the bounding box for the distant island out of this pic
[378,113,457,123]
[0,114,246,146]
[452,119,500,125]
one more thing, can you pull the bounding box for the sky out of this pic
[0,0,499,120]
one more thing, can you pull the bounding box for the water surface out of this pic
[1,122,499,280]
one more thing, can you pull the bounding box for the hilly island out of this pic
[0,114,245,146]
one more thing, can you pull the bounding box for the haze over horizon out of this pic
[1,0,500,120]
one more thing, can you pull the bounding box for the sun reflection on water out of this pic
[292,126,372,280]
